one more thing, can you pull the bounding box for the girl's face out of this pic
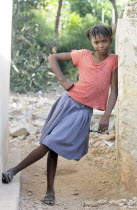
[91,34,112,55]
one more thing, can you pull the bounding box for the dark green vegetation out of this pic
[11,0,125,93]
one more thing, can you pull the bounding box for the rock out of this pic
[90,132,100,138]
[36,130,42,136]
[119,207,127,210]
[121,199,129,203]
[36,114,46,120]
[9,109,21,116]
[31,114,37,120]
[114,199,128,206]
[18,135,26,140]
[18,118,27,124]
[23,111,32,120]
[109,200,115,205]
[94,157,103,163]
[26,134,37,142]
[91,148,99,155]
[90,122,99,132]
[89,138,95,146]
[34,119,45,127]
[103,140,115,147]
[97,199,108,205]
[127,200,136,206]
[26,123,38,135]
[72,192,79,196]
[10,138,19,143]
[9,123,28,137]
[133,197,137,201]
[34,173,39,177]
[11,103,17,108]
[98,133,115,141]
[108,119,115,131]
[84,200,98,207]
[128,207,135,209]
[109,130,115,135]
[34,142,40,147]
[118,203,126,207]
[28,189,32,196]
[94,141,101,147]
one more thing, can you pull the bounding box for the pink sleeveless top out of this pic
[67,49,118,111]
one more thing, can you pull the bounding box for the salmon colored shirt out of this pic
[67,49,118,111]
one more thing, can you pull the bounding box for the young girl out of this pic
[2,25,118,206]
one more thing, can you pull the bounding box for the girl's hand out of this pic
[98,115,110,133]
[60,79,74,91]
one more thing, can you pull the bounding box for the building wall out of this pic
[0,1,13,184]
[116,1,137,197]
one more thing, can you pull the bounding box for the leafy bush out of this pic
[11,8,58,93]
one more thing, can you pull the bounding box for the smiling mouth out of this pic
[99,49,106,52]
[99,50,106,53]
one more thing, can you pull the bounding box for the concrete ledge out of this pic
[0,148,21,210]
[93,109,115,116]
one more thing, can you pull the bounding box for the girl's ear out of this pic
[110,37,112,43]
[85,29,91,40]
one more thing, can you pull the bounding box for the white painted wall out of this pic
[0,0,13,183]
[116,1,137,197]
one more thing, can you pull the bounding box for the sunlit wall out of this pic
[0,0,13,183]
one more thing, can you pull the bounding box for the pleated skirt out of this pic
[39,92,93,160]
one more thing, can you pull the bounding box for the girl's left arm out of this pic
[98,68,118,132]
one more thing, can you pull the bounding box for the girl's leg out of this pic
[2,144,49,183]
[43,150,58,206]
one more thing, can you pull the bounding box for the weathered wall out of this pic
[116,0,137,197]
[0,1,13,183]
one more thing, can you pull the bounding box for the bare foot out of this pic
[42,192,55,206]
[2,169,15,183]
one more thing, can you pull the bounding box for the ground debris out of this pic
[84,200,98,207]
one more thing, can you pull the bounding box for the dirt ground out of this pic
[9,89,137,210]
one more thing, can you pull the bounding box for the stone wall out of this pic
[116,0,137,197]
[0,1,13,184]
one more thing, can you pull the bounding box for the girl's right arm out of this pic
[48,52,74,91]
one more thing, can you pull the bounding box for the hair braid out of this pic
[86,25,112,40]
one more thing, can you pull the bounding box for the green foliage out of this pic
[68,0,113,24]
[11,1,58,93]
[68,0,93,17]
[10,44,57,93]
[58,14,97,52]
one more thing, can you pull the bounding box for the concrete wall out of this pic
[116,1,137,198]
[0,1,13,183]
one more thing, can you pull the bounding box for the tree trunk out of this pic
[109,0,118,23]
[55,0,64,36]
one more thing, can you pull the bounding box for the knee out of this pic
[49,150,58,158]
[39,144,48,152]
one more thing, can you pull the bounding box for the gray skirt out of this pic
[39,92,93,160]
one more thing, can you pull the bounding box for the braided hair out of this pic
[86,25,112,40]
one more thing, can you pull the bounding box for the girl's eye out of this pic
[103,40,107,43]
[95,42,98,44]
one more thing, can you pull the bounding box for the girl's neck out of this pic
[91,51,109,65]
[94,51,109,60]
